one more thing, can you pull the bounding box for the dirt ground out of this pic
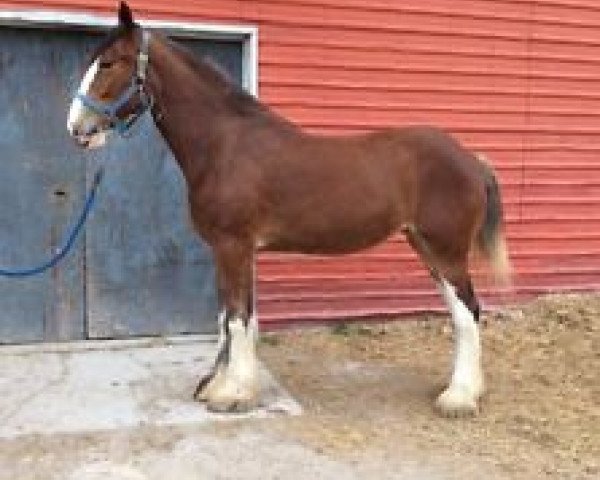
[259,292,600,479]
[0,293,597,479]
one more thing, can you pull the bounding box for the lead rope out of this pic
[0,32,150,277]
[0,167,104,278]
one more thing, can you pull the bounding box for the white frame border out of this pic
[0,9,259,96]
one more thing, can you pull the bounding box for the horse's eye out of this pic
[99,61,114,69]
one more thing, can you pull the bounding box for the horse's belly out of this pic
[265,207,398,254]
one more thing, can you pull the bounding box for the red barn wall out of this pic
[3,0,600,326]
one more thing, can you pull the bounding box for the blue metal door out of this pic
[84,38,242,339]
[0,25,242,343]
[0,27,88,342]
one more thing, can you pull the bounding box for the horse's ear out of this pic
[118,1,135,29]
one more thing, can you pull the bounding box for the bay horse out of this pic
[68,2,510,416]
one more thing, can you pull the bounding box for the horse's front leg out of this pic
[193,309,227,401]
[194,239,258,413]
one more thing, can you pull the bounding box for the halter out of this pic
[76,29,152,136]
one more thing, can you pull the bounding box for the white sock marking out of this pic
[437,278,482,396]
[227,315,258,386]
[216,310,226,353]
[209,315,258,400]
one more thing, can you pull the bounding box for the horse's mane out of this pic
[164,37,267,117]
[95,26,290,123]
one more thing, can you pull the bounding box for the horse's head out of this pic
[67,2,151,148]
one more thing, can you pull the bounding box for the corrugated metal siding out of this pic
[3,0,599,327]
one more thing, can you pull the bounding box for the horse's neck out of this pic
[147,40,231,183]
[147,37,298,185]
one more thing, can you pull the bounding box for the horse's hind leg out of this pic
[434,274,484,417]
[403,225,484,417]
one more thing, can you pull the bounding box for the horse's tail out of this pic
[475,154,512,285]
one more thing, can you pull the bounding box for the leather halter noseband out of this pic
[76,29,152,136]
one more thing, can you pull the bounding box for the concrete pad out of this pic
[0,336,301,438]
[62,431,444,480]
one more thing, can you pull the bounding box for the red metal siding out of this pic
[4,0,599,326]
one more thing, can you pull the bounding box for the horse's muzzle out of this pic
[71,130,108,149]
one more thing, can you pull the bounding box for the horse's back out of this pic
[339,125,487,224]
[254,125,486,254]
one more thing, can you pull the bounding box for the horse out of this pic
[67,2,510,417]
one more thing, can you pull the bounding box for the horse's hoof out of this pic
[435,385,479,418]
[206,395,257,413]
[204,378,259,413]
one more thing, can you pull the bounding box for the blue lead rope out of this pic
[0,167,104,278]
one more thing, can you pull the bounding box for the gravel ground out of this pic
[260,292,600,479]
[0,293,597,479]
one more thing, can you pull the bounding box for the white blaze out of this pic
[67,59,100,135]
